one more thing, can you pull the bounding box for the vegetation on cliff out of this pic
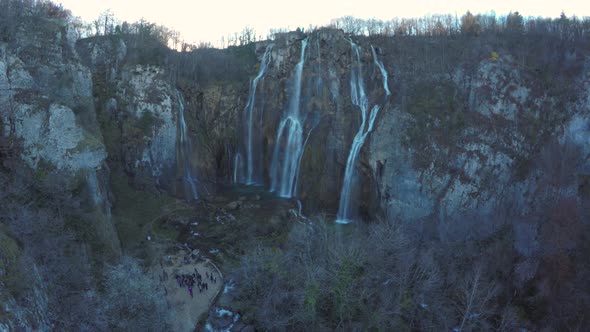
[1,0,590,330]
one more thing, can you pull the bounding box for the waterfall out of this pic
[336,41,390,224]
[270,38,308,198]
[86,170,112,219]
[177,92,198,200]
[233,152,243,184]
[371,46,391,96]
[244,44,274,185]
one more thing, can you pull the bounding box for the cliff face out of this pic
[77,38,180,192]
[0,22,104,173]
[0,18,120,251]
[4,22,589,229]
[1,13,590,331]
[112,65,180,187]
[224,29,388,214]
[370,48,590,228]
[218,30,590,225]
[0,17,121,330]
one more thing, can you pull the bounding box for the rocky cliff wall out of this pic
[0,18,120,249]
[370,43,590,228]
[2,15,590,330]
[223,30,590,226]
[4,20,589,230]
[71,28,590,227]
[0,17,121,330]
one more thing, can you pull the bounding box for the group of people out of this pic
[175,268,218,298]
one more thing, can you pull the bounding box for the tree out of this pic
[455,264,499,331]
[102,256,171,331]
[506,11,524,34]
[461,11,480,35]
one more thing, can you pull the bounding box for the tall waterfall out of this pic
[336,41,390,224]
[270,38,308,198]
[244,44,274,185]
[177,93,198,200]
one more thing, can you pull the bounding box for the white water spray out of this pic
[244,44,274,185]
[270,38,309,198]
[336,41,390,224]
[371,46,391,96]
[233,152,242,184]
[177,92,198,200]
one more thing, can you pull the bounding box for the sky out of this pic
[58,0,590,46]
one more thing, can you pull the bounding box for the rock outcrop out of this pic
[0,18,119,245]
[0,16,121,330]
[7,22,586,227]
[188,28,589,228]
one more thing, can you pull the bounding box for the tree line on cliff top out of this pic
[3,0,589,50]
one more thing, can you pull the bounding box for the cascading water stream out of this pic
[293,114,320,196]
[233,152,242,184]
[244,44,274,185]
[336,41,390,224]
[371,46,391,97]
[177,93,198,200]
[270,38,308,198]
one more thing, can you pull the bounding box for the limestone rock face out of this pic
[369,107,435,221]
[0,17,121,331]
[0,28,119,263]
[207,29,590,224]
[77,37,187,193]
[188,82,242,187]
[1,19,122,237]
[116,65,178,182]
[369,51,590,224]
[0,40,104,175]
[468,58,530,121]
[15,103,106,171]
[7,20,590,227]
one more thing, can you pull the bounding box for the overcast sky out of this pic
[58,0,590,45]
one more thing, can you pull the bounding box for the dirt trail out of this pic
[151,253,223,332]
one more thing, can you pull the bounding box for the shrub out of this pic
[102,256,170,331]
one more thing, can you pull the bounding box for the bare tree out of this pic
[102,256,171,331]
[455,264,498,331]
